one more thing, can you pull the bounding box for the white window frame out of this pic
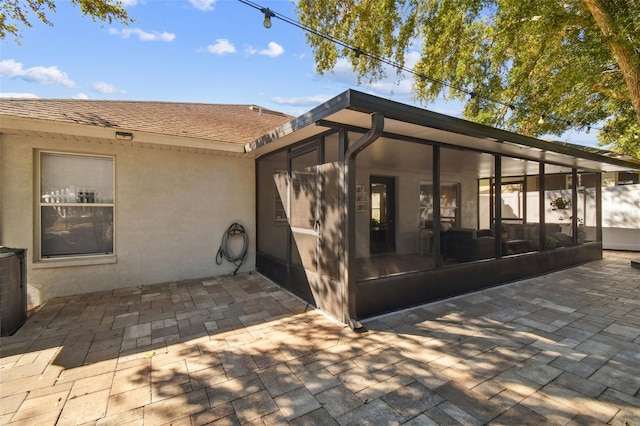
[35,150,116,267]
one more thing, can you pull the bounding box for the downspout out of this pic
[343,112,384,331]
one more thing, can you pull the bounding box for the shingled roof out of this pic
[0,98,293,146]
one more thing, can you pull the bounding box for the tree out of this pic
[297,0,640,157]
[1,0,132,42]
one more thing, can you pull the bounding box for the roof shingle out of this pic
[0,99,293,145]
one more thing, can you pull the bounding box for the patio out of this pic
[1,251,639,425]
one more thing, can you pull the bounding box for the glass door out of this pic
[370,176,396,254]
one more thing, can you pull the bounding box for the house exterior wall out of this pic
[1,133,256,307]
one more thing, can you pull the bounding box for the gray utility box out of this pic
[0,248,27,336]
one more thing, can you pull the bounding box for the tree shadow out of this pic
[3,252,638,424]
[361,269,640,424]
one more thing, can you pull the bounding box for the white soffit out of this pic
[320,108,637,173]
[246,89,639,173]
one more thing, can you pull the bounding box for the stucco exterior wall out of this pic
[1,133,256,307]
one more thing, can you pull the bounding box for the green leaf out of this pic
[297,0,640,157]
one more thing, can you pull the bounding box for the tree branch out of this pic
[582,0,640,125]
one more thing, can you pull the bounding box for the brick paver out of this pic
[1,252,639,424]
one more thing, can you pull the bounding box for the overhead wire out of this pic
[237,0,605,133]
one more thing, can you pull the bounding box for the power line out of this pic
[237,0,603,133]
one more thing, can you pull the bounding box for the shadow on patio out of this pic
[1,252,639,424]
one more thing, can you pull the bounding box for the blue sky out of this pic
[0,0,599,147]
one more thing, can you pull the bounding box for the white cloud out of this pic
[244,42,285,57]
[244,46,258,55]
[368,74,415,97]
[120,0,138,6]
[324,57,359,86]
[271,95,333,107]
[206,39,236,55]
[109,28,175,42]
[404,50,421,69]
[189,0,216,11]
[73,93,89,99]
[0,59,21,75]
[93,82,125,94]
[0,92,38,98]
[259,42,284,58]
[0,59,75,87]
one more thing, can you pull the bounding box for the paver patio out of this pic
[1,251,639,425]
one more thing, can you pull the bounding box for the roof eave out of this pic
[244,89,640,172]
[0,115,246,154]
[345,91,640,171]
[244,90,353,154]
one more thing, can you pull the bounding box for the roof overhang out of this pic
[245,90,640,173]
[0,115,246,156]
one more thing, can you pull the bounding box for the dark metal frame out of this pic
[254,89,639,327]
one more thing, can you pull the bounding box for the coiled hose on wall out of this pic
[216,222,248,275]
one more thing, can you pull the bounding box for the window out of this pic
[289,170,317,229]
[274,169,319,225]
[274,169,287,222]
[499,179,525,224]
[371,192,382,222]
[274,193,287,221]
[419,182,459,228]
[38,152,114,259]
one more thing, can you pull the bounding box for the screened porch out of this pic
[249,90,639,328]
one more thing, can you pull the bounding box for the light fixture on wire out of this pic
[537,114,545,125]
[353,48,362,65]
[261,7,274,28]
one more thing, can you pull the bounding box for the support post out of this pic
[539,163,547,251]
[596,172,603,244]
[433,146,442,267]
[572,168,579,244]
[494,155,502,258]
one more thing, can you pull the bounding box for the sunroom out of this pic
[248,90,640,329]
